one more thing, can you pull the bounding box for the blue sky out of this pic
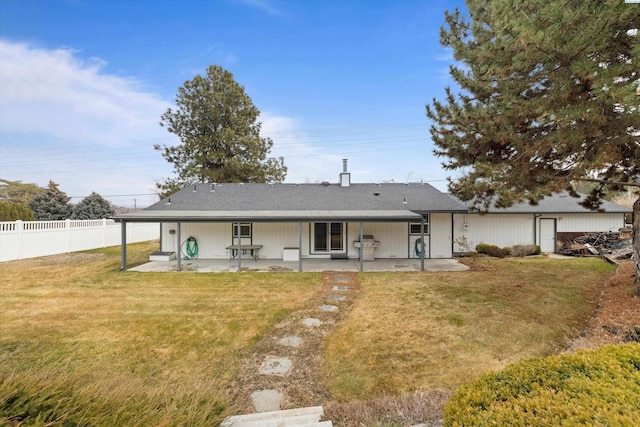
[0,0,465,208]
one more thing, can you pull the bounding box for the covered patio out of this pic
[115,179,469,272]
[128,257,468,273]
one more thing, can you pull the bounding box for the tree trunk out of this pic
[634,195,640,283]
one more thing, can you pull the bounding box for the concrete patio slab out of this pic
[128,258,469,273]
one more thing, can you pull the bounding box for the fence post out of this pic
[102,218,107,248]
[16,220,23,260]
[66,219,71,253]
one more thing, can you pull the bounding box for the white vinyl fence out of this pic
[0,219,159,262]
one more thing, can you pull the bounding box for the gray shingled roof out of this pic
[452,192,632,214]
[117,182,467,222]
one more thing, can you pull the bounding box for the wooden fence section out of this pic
[0,219,159,262]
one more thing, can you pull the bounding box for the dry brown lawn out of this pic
[323,256,615,402]
[0,242,321,426]
[1,245,628,427]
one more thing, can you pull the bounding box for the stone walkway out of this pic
[226,272,360,417]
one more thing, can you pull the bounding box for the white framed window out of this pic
[409,215,430,235]
[232,223,252,238]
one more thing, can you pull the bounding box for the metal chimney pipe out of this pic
[343,159,348,172]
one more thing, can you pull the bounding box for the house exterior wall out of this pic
[430,213,453,258]
[453,213,535,251]
[345,222,408,259]
[452,212,626,253]
[546,213,626,233]
[161,220,445,260]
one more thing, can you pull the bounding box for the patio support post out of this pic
[177,222,182,272]
[120,220,127,271]
[298,222,303,272]
[236,222,242,272]
[420,217,425,271]
[359,222,364,272]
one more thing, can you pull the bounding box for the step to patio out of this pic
[221,406,331,427]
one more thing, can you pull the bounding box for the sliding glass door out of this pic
[313,222,344,252]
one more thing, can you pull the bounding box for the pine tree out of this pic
[427,0,639,280]
[27,181,73,220]
[0,201,36,221]
[155,65,287,198]
[0,179,45,205]
[71,192,115,219]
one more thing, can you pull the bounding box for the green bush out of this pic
[475,243,491,254]
[475,243,508,258]
[443,343,640,426]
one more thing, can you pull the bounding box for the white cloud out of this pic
[0,40,170,143]
[0,39,175,206]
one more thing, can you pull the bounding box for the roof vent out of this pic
[321,181,330,187]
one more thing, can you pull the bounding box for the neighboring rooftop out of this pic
[451,192,633,214]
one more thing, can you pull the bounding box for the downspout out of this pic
[120,220,127,271]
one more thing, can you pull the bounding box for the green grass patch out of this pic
[324,257,615,401]
[0,242,320,426]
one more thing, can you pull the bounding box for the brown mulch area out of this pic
[226,271,361,414]
[566,260,640,351]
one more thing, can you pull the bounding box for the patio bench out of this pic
[226,244,263,262]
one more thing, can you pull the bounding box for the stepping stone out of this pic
[259,357,292,375]
[334,277,350,283]
[327,294,346,301]
[302,318,322,327]
[332,285,348,292]
[278,336,302,347]
[319,304,338,312]
[250,389,284,412]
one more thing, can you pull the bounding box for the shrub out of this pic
[485,245,508,258]
[475,243,508,258]
[625,326,640,343]
[475,243,491,254]
[443,343,640,426]
[512,244,539,257]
